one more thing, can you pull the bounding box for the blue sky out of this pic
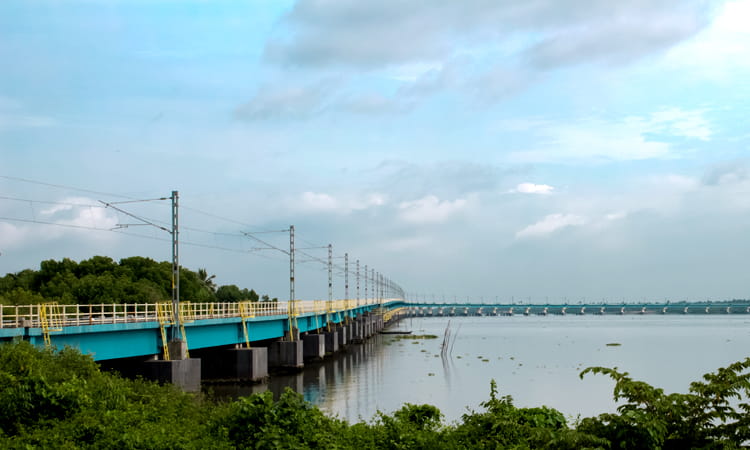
[1,0,749,302]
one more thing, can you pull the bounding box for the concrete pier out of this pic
[351,319,364,343]
[336,326,348,347]
[324,331,339,354]
[303,334,325,361]
[269,340,304,370]
[199,347,268,382]
[364,317,373,338]
[375,316,384,332]
[143,358,201,392]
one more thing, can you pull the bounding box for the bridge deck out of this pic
[0,299,405,360]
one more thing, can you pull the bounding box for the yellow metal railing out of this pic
[238,301,256,348]
[178,302,194,358]
[0,297,398,331]
[383,307,406,322]
[156,302,173,360]
[39,302,63,347]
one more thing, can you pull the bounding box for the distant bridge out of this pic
[404,302,750,317]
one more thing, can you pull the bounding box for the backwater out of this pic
[209,314,750,423]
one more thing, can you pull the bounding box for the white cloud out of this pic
[510,119,672,163]
[398,195,468,224]
[366,193,386,207]
[516,213,586,238]
[514,183,555,194]
[663,0,750,78]
[57,206,118,231]
[301,191,340,212]
[605,211,628,221]
[299,191,387,213]
[0,222,32,249]
[40,197,96,216]
[268,0,710,69]
[506,107,711,164]
[0,197,119,250]
[646,108,712,141]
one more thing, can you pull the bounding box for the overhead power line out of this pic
[0,177,406,297]
[0,216,287,263]
[99,199,171,233]
[0,175,136,200]
[0,216,116,232]
[0,196,105,209]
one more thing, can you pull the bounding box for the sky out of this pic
[1,0,749,303]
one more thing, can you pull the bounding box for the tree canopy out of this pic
[0,256,276,305]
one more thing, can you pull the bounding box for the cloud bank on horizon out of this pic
[0,0,749,301]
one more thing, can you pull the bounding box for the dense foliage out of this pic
[1,341,749,449]
[0,256,275,305]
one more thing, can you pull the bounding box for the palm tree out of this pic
[197,268,217,293]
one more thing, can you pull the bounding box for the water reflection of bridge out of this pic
[405,303,750,317]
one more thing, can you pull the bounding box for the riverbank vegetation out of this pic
[0,256,276,305]
[1,340,749,449]
[393,334,439,340]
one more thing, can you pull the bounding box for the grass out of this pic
[393,334,439,340]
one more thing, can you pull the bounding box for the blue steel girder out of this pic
[4,302,390,361]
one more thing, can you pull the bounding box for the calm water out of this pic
[211,315,750,423]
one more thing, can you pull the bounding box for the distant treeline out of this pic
[0,256,276,305]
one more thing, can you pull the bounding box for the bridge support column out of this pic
[351,319,364,343]
[360,316,369,338]
[374,315,383,333]
[169,339,188,360]
[303,334,325,361]
[324,331,339,354]
[367,316,377,338]
[369,316,376,335]
[143,358,201,392]
[269,340,303,371]
[336,326,348,347]
[200,348,268,383]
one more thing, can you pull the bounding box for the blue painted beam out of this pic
[0,301,396,361]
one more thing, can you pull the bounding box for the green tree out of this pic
[197,268,216,293]
[579,358,750,449]
[216,285,243,302]
[75,255,116,278]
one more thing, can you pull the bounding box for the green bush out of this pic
[2,340,749,449]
